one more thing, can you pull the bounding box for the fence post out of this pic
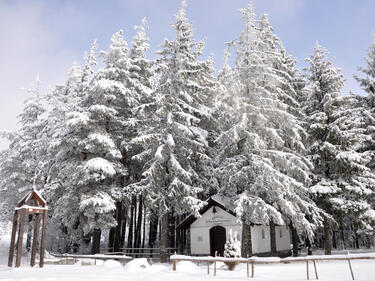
[312,260,318,280]
[207,261,210,275]
[214,251,217,276]
[251,261,254,278]
[247,255,249,278]
[306,247,310,280]
[347,259,355,280]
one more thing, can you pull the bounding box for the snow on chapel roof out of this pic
[176,195,236,230]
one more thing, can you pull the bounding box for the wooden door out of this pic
[209,226,226,256]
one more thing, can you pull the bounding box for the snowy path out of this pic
[1,259,375,281]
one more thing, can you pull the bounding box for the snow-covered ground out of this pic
[1,233,375,281]
[1,258,375,281]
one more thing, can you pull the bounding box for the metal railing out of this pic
[170,252,375,280]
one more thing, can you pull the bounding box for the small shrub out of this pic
[224,229,241,270]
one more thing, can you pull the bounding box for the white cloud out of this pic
[0,1,82,150]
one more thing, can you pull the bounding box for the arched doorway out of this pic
[209,226,226,256]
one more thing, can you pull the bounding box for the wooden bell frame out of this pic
[8,189,48,268]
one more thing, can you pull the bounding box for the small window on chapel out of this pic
[261,229,265,239]
[279,228,283,238]
[197,236,203,242]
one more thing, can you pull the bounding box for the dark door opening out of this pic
[209,225,226,256]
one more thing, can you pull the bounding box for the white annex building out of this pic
[176,195,291,256]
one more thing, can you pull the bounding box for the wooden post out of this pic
[173,259,177,271]
[306,260,310,280]
[251,261,254,278]
[214,251,217,276]
[30,213,40,267]
[39,210,48,268]
[306,247,310,280]
[247,255,249,278]
[347,259,355,280]
[312,260,318,280]
[8,211,18,267]
[172,251,177,271]
[15,210,26,268]
[207,261,210,275]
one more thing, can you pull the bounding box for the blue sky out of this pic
[0,0,374,149]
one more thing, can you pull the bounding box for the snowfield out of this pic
[1,257,375,281]
[1,258,375,281]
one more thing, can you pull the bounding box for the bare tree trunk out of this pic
[142,203,146,249]
[148,211,158,258]
[127,197,136,250]
[270,221,277,256]
[340,221,345,249]
[241,222,251,257]
[133,197,137,248]
[176,216,181,253]
[160,213,168,263]
[306,237,313,255]
[108,228,115,252]
[290,224,299,257]
[113,201,123,252]
[324,218,332,255]
[168,212,175,249]
[91,229,101,254]
[333,230,337,249]
[135,196,143,248]
[120,207,127,249]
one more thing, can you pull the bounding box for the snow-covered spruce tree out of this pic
[354,34,375,98]
[354,35,375,248]
[224,229,241,270]
[354,35,375,172]
[42,42,100,253]
[0,77,47,252]
[130,0,217,262]
[110,18,154,252]
[304,42,375,254]
[0,77,46,214]
[215,4,323,257]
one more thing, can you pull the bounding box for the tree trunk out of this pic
[135,196,143,248]
[160,213,169,263]
[241,222,251,257]
[324,218,332,255]
[305,237,313,255]
[340,221,345,249]
[290,224,299,257]
[142,203,146,249]
[91,229,101,254]
[168,212,175,249]
[113,201,123,252]
[108,228,115,252]
[333,230,337,249]
[120,208,127,249]
[148,211,158,248]
[269,221,277,256]
[127,197,136,250]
